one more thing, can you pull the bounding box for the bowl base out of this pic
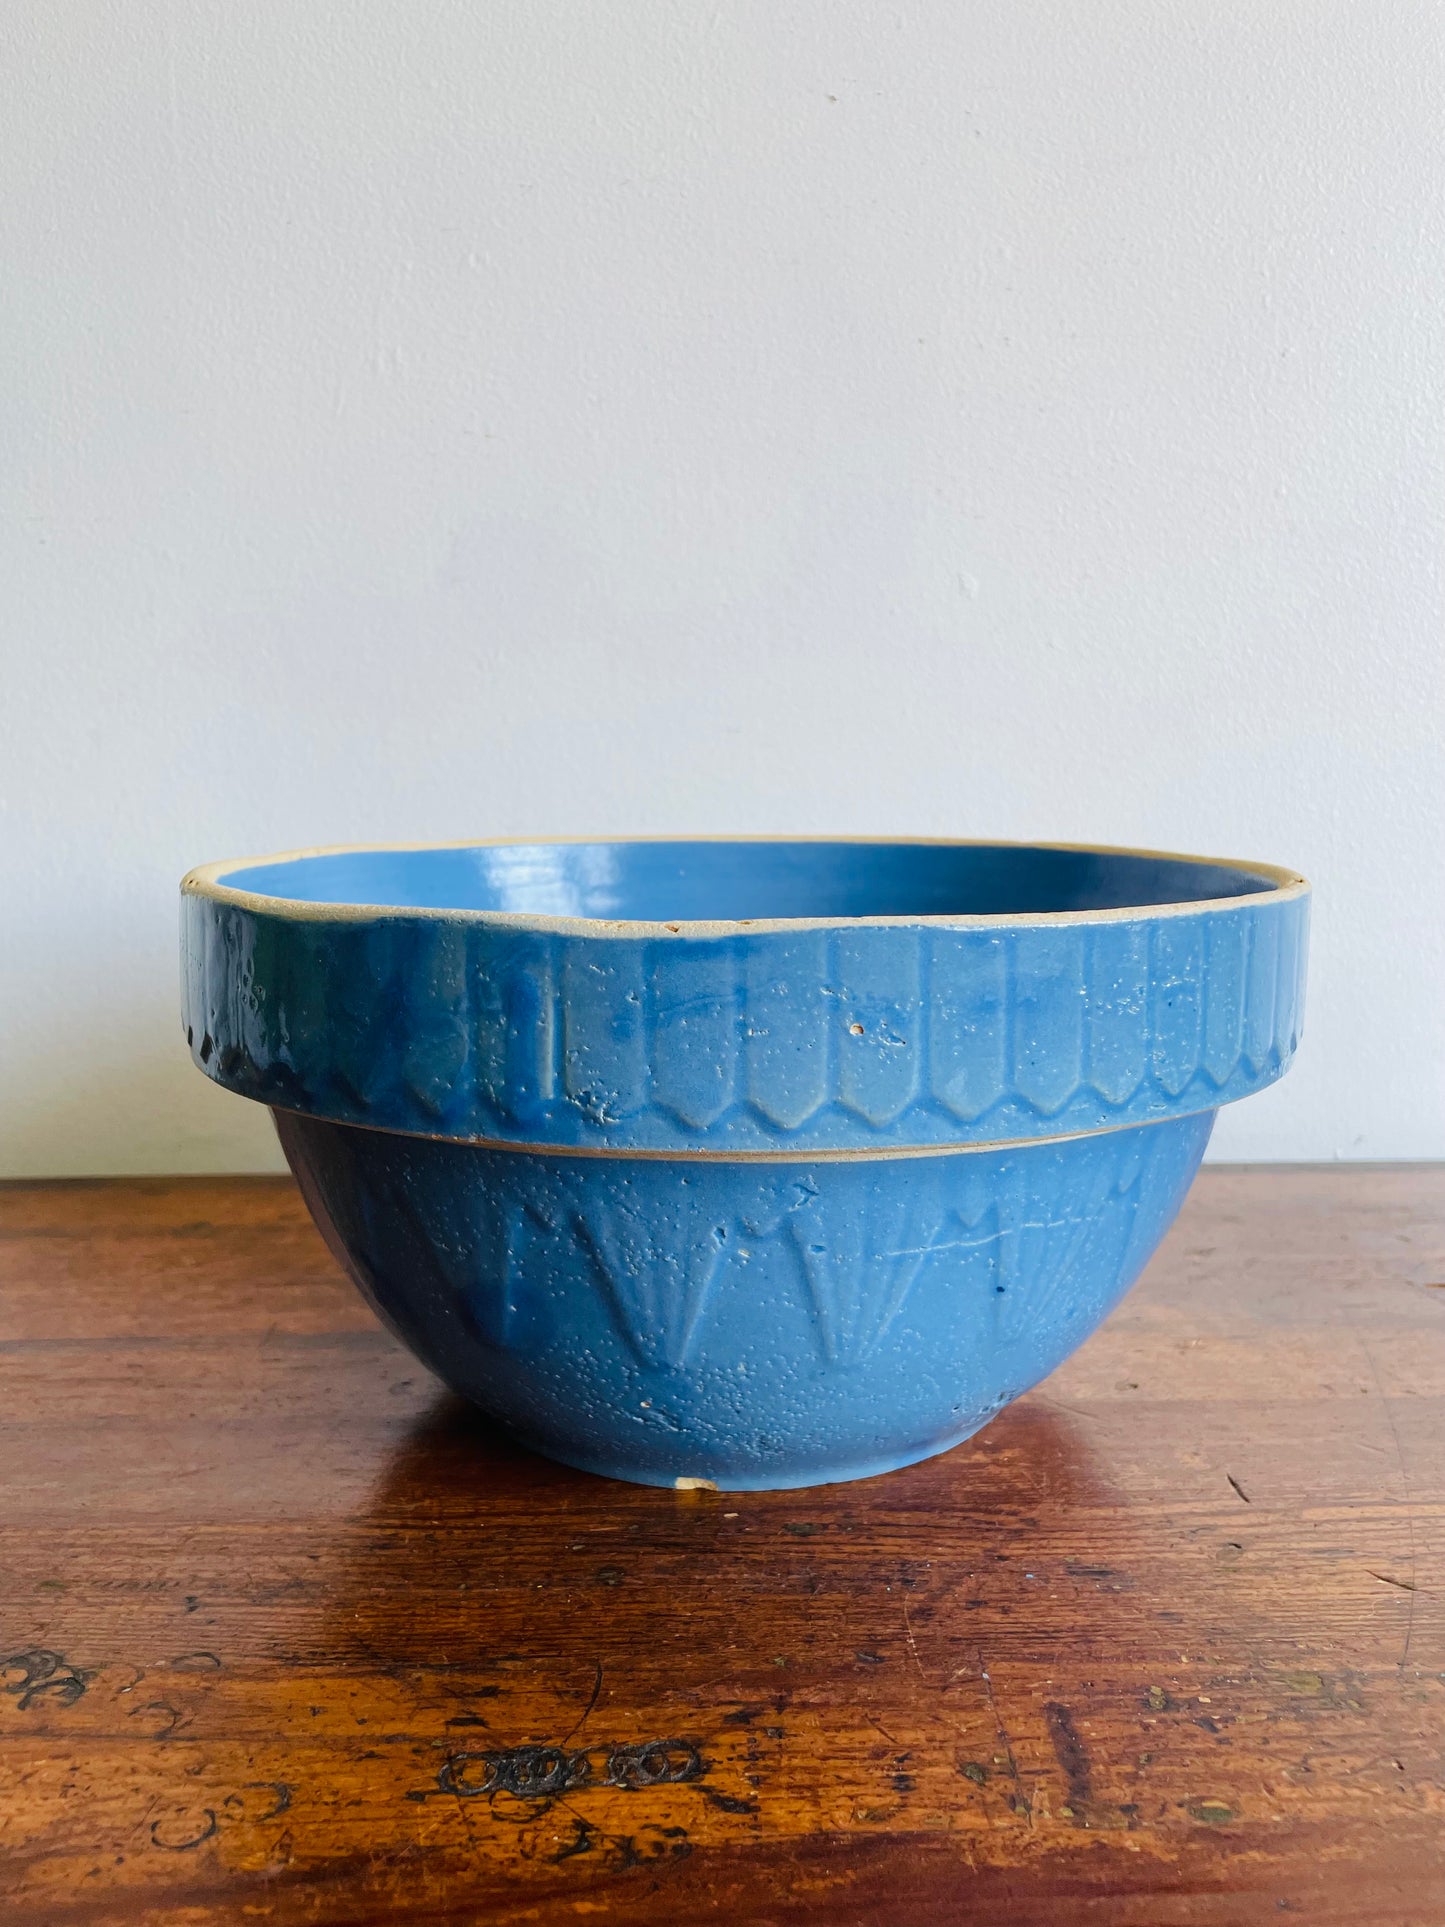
[504,1420,992,1492]
[274,1106,1214,1494]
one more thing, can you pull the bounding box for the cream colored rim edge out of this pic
[265,1101,1217,1163]
[183,835,1308,938]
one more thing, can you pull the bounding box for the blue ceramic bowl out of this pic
[182,839,1308,1489]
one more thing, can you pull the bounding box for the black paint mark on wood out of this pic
[1044,1702,1091,1826]
[1,1649,93,1711]
[150,1809,217,1851]
[242,1782,292,1822]
[607,1740,702,1791]
[130,1699,182,1738]
[552,1817,692,1871]
[434,1738,705,1803]
[701,1788,757,1816]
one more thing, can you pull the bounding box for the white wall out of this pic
[3,1,1441,1176]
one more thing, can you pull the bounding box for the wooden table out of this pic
[2,1168,1442,1925]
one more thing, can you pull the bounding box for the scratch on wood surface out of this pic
[975,1653,1031,1828]
[1356,1333,1419,1669]
[1039,1396,1098,1423]
[901,1592,925,1682]
[558,1660,604,1747]
[862,1710,902,1748]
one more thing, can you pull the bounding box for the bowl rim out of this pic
[181,836,1309,938]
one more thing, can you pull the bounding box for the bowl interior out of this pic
[220,840,1281,924]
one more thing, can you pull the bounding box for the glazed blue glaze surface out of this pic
[223,840,1277,920]
[276,1108,1214,1490]
[181,837,1307,1488]
[183,841,1308,1153]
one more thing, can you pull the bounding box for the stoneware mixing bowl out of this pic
[181,838,1308,1490]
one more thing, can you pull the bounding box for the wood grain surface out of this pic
[2,1167,1443,1925]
